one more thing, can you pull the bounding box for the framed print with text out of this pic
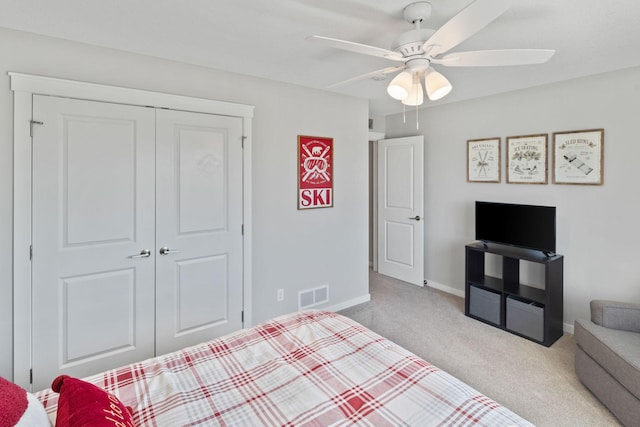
[553,129,604,185]
[506,134,548,184]
[467,137,500,183]
[298,135,333,209]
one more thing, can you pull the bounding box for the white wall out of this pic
[385,66,640,329]
[0,28,370,380]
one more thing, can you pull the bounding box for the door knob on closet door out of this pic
[129,249,151,258]
[159,246,180,255]
[408,216,421,221]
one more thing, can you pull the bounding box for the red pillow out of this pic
[51,375,135,427]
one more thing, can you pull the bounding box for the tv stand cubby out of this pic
[465,242,563,347]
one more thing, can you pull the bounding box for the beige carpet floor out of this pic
[338,270,621,426]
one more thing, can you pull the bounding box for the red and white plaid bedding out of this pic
[36,310,532,426]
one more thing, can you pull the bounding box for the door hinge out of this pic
[29,245,33,261]
[241,224,244,235]
[241,310,244,323]
[30,120,43,138]
[29,369,33,384]
[241,136,247,148]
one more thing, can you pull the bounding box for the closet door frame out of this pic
[10,72,254,389]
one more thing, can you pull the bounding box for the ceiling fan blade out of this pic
[424,0,510,57]
[326,66,405,89]
[308,35,404,61]
[434,49,555,67]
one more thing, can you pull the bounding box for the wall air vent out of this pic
[298,284,329,310]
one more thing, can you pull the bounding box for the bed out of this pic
[36,310,532,426]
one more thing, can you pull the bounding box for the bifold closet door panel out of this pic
[31,95,156,391]
[154,109,244,356]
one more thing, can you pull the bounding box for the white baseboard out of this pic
[325,294,371,313]
[425,279,465,298]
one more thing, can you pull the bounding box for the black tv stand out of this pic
[465,242,563,347]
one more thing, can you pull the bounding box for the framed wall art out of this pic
[553,129,604,185]
[298,135,333,209]
[506,134,548,184]
[467,137,500,183]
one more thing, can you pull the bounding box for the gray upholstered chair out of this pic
[574,300,640,426]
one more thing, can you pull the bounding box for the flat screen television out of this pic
[475,201,556,255]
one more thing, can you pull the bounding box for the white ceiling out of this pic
[1,0,639,116]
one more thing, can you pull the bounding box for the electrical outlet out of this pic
[277,289,284,302]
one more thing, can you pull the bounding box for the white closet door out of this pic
[31,95,156,390]
[155,109,244,355]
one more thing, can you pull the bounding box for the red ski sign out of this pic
[298,135,333,209]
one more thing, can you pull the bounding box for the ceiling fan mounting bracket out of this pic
[403,2,432,24]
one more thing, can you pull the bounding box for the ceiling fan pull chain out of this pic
[403,104,406,124]
[416,105,419,130]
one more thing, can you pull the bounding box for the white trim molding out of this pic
[9,72,254,118]
[368,131,385,141]
[10,72,255,388]
[324,294,371,313]
[426,279,465,298]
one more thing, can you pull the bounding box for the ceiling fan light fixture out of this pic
[387,71,413,100]
[424,68,452,101]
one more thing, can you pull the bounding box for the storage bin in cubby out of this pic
[506,296,544,341]
[469,285,501,326]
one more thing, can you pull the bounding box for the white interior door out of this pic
[154,109,244,355]
[377,136,424,286]
[31,95,156,390]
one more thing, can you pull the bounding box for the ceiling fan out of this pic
[309,0,555,106]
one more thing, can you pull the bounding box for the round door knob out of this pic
[159,246,180,255]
